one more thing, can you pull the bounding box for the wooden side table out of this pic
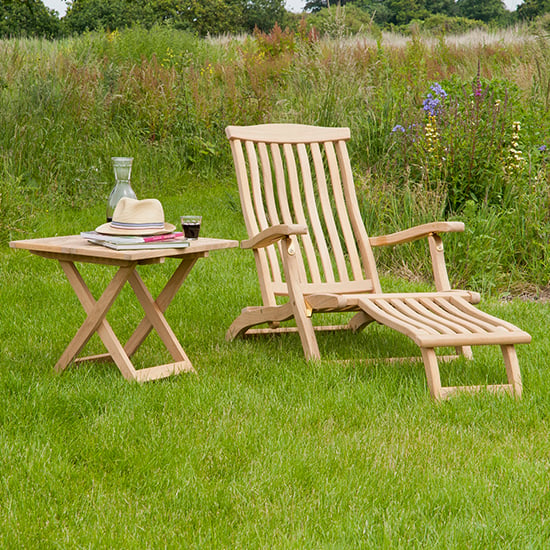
[9,236,238,382]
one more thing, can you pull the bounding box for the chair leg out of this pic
[348,311,374,332]
[501,345,523,398]
[456,346,473,359]
[421,348,443,400]
[293,301,320,360]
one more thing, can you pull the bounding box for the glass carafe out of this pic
[106,157,137,222]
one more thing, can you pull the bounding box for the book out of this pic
[81,231,185,245]
[86,238,190,250]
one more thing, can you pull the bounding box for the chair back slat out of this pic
[335,140,380,283]
[257,142,283,285]
[226,124,382,303]
[297,143,336,283]
[284,143,322,283]
[271,143,308,283]
[310,142,348,282]
[324,141,364,280]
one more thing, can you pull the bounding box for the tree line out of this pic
[1,0,550,39]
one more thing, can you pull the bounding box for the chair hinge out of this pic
[304,298,313,317]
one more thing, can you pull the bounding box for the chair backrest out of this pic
[226,123,382,306]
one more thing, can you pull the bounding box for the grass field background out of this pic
[2,182,549,547]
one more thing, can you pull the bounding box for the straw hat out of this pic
[96,198,175,235]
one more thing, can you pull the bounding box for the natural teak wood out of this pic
[225,123,531,400]
[10,235,238,382]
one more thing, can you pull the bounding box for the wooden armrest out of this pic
[369,222,464,247]
[241,224,308,249]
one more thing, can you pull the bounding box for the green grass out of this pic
[1,181,549,548]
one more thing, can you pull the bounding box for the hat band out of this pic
[110,220,165,230]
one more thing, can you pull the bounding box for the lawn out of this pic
[1,180,549,548]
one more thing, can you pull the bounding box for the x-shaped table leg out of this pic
[57,259,196,382]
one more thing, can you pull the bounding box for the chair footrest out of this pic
[357,294,531,348]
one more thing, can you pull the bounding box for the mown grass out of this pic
[2,178,549,548]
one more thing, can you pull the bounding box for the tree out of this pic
[0,0,61,38]
[242,0,287,32]
[456,0,507,23]
[425,0,456,17]
[64,0,284,35]
[517,0,550,19]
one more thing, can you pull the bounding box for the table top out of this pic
[9,235,239,265]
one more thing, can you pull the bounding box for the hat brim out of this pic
[95,222,176,236]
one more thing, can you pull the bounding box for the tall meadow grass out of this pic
[2,24,550,291]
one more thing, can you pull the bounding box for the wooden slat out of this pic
[434,297,505,332]
[335,140,381,290]
[297,142,333,283]
[231,139,258,237]
[439,384,514,399]
[272,143,308,283]
[324,141,364,280]
[271,279,374,296]
[418,296,487,333]
[372,298,440,336]
[389,298,460,335]
[226,124,350,144]
[311,142,344,282]
[240,139,278,307]
[405,297,473,334]
[284,142,321,282]
[449,296,523,332]
[249,142,269,232]
[257,141,284,286]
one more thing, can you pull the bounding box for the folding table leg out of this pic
[128,269,193,367]
[56,261,136,379]
[124,256,200,356]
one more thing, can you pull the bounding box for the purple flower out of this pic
[474,77,482,97]
[392,124,405,133]
[422,94,440,116]
[430,82,447,98]
[539,145,547,152]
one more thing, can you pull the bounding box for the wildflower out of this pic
[474,59,483,97]
[504,121,525,176]
[539,145,547,152]
[392,125,405,133]
[474,76,482,97]
[430,82,447,98]
[424,115,440,154]
[422,83,447,117]
[422,94,440,116]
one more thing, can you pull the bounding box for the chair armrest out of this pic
[241,224,308,249]
[369,222,464,247]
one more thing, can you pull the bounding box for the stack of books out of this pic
[81,231,190,250]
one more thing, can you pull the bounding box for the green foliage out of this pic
[518,0,550,20]
[307,4,377,36]
[64,0,287,35]
[0,0,62,38]
[2,27,550,291]
[418,13,487,34]
[456,0,508,24]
